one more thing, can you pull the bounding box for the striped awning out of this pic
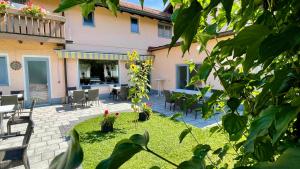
[56,50,153,61]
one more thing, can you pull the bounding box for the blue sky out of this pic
[125,0,166,10]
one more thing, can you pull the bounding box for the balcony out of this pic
[0,8,66,44]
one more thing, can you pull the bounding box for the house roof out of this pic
[96,1,171,22]
[148,31,234,52]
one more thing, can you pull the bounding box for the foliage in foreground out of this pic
[52,0,300,168]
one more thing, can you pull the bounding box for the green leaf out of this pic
[272,105,299,144]
[254,140,274,162]
[54,0,85,13]
[221,0,234,23]
[149,166,161,169]
[170,113,183,120]
[178,156,206,169]
[209,126,221,135]
[106,0,119,16]
[169,0,203,55]
[218,144,230,160]
[97,139,143,169]
[179,128,192,143]
[49,129,83,169]
[130,131,149,147]
[222,113,247,135]
[259,25,300,66]
[253,147,300,169]
[197,59,214,82]
[80,2,95,18]
[244,106,277,152]
[227,97,241,112]
[139,0,144,8]
[193,144,211,159]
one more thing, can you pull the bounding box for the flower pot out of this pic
[101,123,114,133]
[138,112,149,121]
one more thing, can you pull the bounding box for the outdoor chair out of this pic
[87,89,100,106]
[118,86,129,101]
[67,87,77,104]
[70,90,86,108]
[172,93,187,112]
[1,96,19,114]
[0,120,34,169]
[7,100,36,134]
[10,91,24,110]
[82,85,91,90]
[0,91,2,96]
[163,90,175,111]
[184,94,203,119]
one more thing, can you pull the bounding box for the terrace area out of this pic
[0,95,222,169]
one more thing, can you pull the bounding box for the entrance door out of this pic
[24,57,51,105]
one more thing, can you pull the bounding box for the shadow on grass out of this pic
[80,128,127,143]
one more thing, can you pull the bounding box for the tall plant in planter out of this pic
[127,51,153,121]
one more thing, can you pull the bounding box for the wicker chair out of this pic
[87,89,100,106]
[118,86,129,101]
[7,100,36,134]
[0,120,34,169]
[10,91,24,110]
[70,90,86,108]
[163,90,175,111]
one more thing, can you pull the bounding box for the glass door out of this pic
[25,58,50,105]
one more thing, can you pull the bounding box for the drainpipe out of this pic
[64,58,68,102]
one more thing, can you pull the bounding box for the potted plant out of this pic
[138,103,152,121]
[100,110,119,133]
[21,1,47,18]
[0,0,10,14]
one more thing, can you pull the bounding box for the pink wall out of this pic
[150,37,231,91]
[0,39,65,100]
[64,6,171,55]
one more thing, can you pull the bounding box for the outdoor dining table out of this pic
[112,86,121,91]
[0,105,16,134]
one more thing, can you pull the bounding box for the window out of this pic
[158,23,172,38]
[131,17,139,33]
[0,56,9,86]
[176,64,202,90]
[79,60,119,85]
[83,12,95,26]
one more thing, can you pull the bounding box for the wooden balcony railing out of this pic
[0,8,66,43]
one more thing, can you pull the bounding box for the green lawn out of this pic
[75,112,233,169]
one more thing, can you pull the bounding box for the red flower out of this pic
[104,109,109,116]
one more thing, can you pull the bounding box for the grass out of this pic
[75,112,234,169]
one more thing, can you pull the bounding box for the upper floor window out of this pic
[131,17,139,33]
[0,56,9,86]
[83,12,95,27]
[158,23,172,38]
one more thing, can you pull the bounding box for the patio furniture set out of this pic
[0,91,36,169]
[67,86,100,108]
[163,90,203,119]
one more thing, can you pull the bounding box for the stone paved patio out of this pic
[1,95,222,169]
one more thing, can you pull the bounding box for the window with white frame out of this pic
[0,56,9,85]
[176,64,202,90]
[158,23,172,38]
[79,60,119,85]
